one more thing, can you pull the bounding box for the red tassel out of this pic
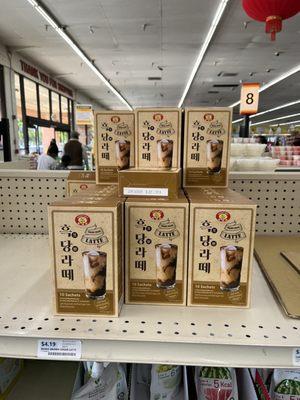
[266,15,282,41]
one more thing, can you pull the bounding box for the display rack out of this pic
[0,234,299,367]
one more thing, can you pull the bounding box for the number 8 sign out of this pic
[240,83,260,115]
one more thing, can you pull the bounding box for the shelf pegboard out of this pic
[0,170,299,235]
[0,235,299,367]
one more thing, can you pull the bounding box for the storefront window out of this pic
[55,130,69,153]
[14,74,25,154]
[61,96,69,124]
[51,91,60,122]
[39,86,50,120]
[24,78,38,118]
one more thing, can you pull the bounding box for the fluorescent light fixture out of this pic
[232,118,243,124]
[229,65,300,108]
[249,99,300,119]
[270,119,300,127]
[251,113,300,126]
[177,0,229,108]
[26,0,133,110]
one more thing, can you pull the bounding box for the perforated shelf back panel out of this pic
[0,170,299,235]
[0,170,68,234]
[230,172,300,235]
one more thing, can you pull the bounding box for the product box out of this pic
[48,196,124,317]
[135,108,181,169]
[186,188,256,308]
[118,168,181,198]
[0,358,23,399]
[94,111,135,184]
[73,184,119,199]
[125,192,188,305]
[67,171,96,196]
[183,107,232,187]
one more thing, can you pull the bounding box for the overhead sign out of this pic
[19,60,73,98]
[240,83,260,115]
[76,104,94,126]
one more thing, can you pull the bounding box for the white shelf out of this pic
[0,235,299,367]
[7,360,78,400]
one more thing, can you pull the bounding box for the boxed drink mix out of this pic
[186,188,256,308]
[94,111,135,184]
[118,168,181,198]
[125,191,188,305]
[48,195,124,317]
[135,108,182,169]
[67,171,96,196]
[183,107,232,187]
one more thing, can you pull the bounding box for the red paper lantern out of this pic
[242,0,300,41]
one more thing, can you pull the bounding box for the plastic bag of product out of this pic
[150,364,182,400]
[195,367,238,400]
[270,369,300,399]
[72,362,128,400]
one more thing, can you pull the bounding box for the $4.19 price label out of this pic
[37,339,81,360]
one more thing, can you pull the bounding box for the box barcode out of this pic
[47,352,76,357]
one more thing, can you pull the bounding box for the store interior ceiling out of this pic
[0,0,299,123]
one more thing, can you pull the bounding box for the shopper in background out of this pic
[55,154,71,170]
[64,131,88,170]
[37,142,59,170]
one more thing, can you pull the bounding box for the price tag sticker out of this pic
[37,339,81,360]
[293,348,300,366]
[123,187,168,197]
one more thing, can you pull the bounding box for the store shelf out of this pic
[0,235,299,368]
[7,360,77,400]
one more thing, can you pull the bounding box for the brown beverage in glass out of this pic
[157,139,173,168]
[206,139,223,174]
[82,250,106,299]
[220,245,243,291]
[155,243,178,288]
[115,140,130,170]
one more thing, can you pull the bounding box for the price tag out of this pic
[37,339,81,360]
[240,83,260,115]
[293,348,300,366]
[123,187,168,197]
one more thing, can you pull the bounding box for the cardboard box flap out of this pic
[49,195,122,208]
[186,187,256,206]
[67,171,96,182]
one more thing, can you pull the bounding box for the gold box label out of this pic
[136,109,181,169]
[95,112,135,183]
[51,210,115,314]
[190,207,253,306]
[127,205,187,304]
[184,108,231,187]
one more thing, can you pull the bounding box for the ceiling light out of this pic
[177,0,230,108]
[26,0,132,110]
[270,120,300,126]
[250,99,300,119]
[229,63,300,109]
[250,113,300,126]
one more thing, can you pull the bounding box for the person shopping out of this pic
[37,142,58,170]
[64,131,88,170]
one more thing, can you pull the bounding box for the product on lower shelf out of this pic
[270,369,300,399]
[125,191,189,305]
[131,363,187,400]
[67,171,96,196]
[71,362,128,400]
[195,367,238,400]
[186,188,256,308]
[48,194,124,317]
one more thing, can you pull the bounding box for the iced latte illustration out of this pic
[157,139,173,168]
[220,245,243,291]
[82,250,107,299]
[206,139,223,174]
[155,243,178,288]
[115,140,130,170]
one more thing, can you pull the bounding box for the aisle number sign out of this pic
[76,104,94,126]
[239,83,260,115]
